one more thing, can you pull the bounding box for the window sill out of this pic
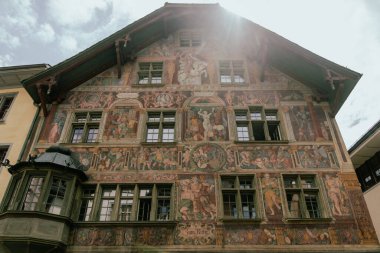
[141,141,177,146]
[74,220,178,227]
[221,218,262,224]
[234,140,289,145]
[131,83,165,88]
[220,83,248,87]
[284,217,333,224]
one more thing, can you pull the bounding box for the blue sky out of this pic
[0,0,379,148]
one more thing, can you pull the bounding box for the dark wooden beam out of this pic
[115,41,122,79]
[37,84,48,117]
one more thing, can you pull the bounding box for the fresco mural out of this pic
[184,106,228,141]
[287,105,332,142]
[261,173,282,218]
[219,91,278,106]
[178,174,216,221]
[175,51,209,85]
[137,34,176,57]
[278,90,304,101]
[88,172,177,183]
[96,148,127,171]
[82,66,122,86]
[191,143,226,172]
[323,174,351,216]
[73,226,173,246]
[71,147,96,171]
[175,222,215,245]
[349,189,378,242]
[139,91,190,108]
[237,146,293,170]
[138,147,178,170]
[296,145,334,168]
[103,106,139,140]
[224,227,277,245]
[63,91,117,109]
[335,227,360,244]
[284,228,330,245]
[46,110,67,143]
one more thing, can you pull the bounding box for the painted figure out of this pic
[262,174,281,215]
[325,174,349,216]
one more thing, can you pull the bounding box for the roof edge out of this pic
[348,119,380,154]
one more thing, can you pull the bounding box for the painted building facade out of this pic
[0,64,48,201]
[349,120,380,239]
[0,4,379,253]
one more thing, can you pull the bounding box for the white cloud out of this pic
[36,23,56,43]
[58,35,78,52]
[0,28,21,49]
[47,0,112,27]
[0,54,13,67]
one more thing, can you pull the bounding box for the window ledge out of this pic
[284,217,333,224]
[221,218,262,224]
[131,84,165,88]
[0,211,73,225]
[220,83,249,87]
[74,220,178,227]
[141,141,177,146]
[234,140,289,145]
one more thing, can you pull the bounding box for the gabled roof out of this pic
[22,3,361,116]
[0,64,49,89]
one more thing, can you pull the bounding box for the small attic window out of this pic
[179,31,201,47]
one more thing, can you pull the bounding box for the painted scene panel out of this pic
[184,106,228,141]
[178,174,216,221]
[103,107,139,140]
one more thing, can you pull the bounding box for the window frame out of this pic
[3,170,75,216]
[137,62,164,85]
[69,111,102,143]
[0,94,16,121]
[179,30,202,47]
[219,60,247,85]
[145,111,176,143]
[220,175,261,221]
[282,174,330,221]
[234,107,283,142]
[81,183,174,222]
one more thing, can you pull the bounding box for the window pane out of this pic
[162,127,175,142]
[148,113,161,122]
[286,192,301,218]
[284,176,298,188]
[86,126,99,143]
[75,113,87,122]
[241,192,256,219]
[99,188,116,221]
[252,122,266,141]
[0,97,14,120]
[22,177,45,211]
[222,177,235,188]
[89,112,102,121]
[163,113,175,122]
[235,111,247,121]
[233,71,245,84]
[0,146,8,163]
[151,71,162,84]
[79,187,96,221]
[119,199,133,221]
[268,123,281,141]
[223,192,237,218]
[239,177,253,189]
[138,199,151,221]
[157,199,170,220]
[147,127,159,142]
[304,193,321,218]
[46,178,67,215]
[237,125,249,141]
[71,126,84,143]
[250,112,262,120]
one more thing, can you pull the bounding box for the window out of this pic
[221,175,258,219]
[99,187,116,221]
[235,107,282,141]
[138,62,163,85]
[179,31,201,47]
[22,176,45,211]
[283,174,324,219]
[84,184,172,222]
[0,146,9,164]
[70,112,101,143]
[78,187,96,221]
[0,95,15,121]
[219,61,245,85]
[146,111,175,143]
[45,177,67,215]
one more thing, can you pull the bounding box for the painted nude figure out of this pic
[262,173,281,215]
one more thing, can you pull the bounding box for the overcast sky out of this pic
[0,0,379,149]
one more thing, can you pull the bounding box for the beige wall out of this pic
[364,184,380,239]
[0,88,37,200]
